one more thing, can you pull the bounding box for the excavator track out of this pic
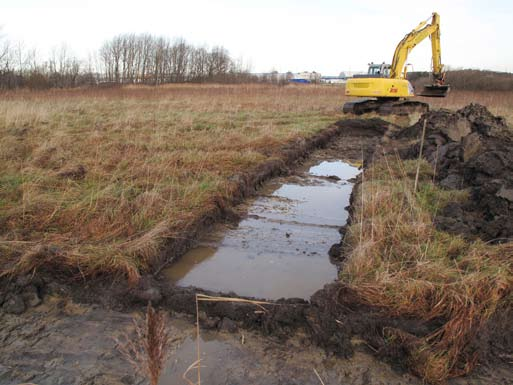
[342,99,429,116]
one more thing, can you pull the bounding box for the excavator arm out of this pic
[390,12,445,85]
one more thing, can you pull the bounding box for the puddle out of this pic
[163,161,360,299]
[309,160,360,180]
[159,334,250,385]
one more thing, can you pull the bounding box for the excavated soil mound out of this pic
[395,104,513,242]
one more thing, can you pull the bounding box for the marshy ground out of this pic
[1,85,512,385]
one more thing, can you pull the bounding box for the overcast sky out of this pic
[1,0,512,75]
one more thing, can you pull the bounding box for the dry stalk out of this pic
[313,368,327,385]
[190,293,274,385]
[115,303,172,385]
[360,145,365,244]
[182,359,203,385]
[414,118,427,192]
[432,144,439,182]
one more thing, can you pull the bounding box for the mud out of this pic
[158,328,422,385]
[0,293,430,385]
[2,281,510,385]
[393,104,513,242]
[0,296,139,385]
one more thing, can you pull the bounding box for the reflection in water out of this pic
[163,160,360,299]
[309,160,361,180]
[165,247,217,283]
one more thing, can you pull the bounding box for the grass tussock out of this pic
[341,158,513,383]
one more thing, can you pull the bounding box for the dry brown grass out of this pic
[341,158,513,383]
[1,84,511,282]
[0,84,344,280]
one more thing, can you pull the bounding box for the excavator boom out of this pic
[390,12,448,97]
[390,13,443,80]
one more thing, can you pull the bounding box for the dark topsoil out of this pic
[1,110,512,384]
[393,103,513,242]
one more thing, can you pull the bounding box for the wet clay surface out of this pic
[0,295,427,385]
[159,331,422,385]
[163,160,360,299]
[0,296,138,385]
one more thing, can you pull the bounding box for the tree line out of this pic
[409,69,513,92]
[0,33,254,89]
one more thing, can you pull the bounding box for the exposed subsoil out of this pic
[1,111,512,384]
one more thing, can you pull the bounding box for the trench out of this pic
[162,160,360,300]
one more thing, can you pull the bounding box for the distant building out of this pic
[254,71,323,84]
[320,75,347,84]
[289,71,321,84]
[254,72,290,83]
[289,78,311,84]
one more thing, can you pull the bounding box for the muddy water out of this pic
[163,161,360,299]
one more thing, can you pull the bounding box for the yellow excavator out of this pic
[343,12,450,115]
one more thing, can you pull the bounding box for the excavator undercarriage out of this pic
[342,99,429,116]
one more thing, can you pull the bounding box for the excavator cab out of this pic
[354,62,391,79]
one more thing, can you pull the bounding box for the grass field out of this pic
[0,84,343,280]
[1,84,512,281]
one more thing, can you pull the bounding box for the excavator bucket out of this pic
[419,84,450,97]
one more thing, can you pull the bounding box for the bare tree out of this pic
[0,31,252,89]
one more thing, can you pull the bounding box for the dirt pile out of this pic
[395,104,513,242]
